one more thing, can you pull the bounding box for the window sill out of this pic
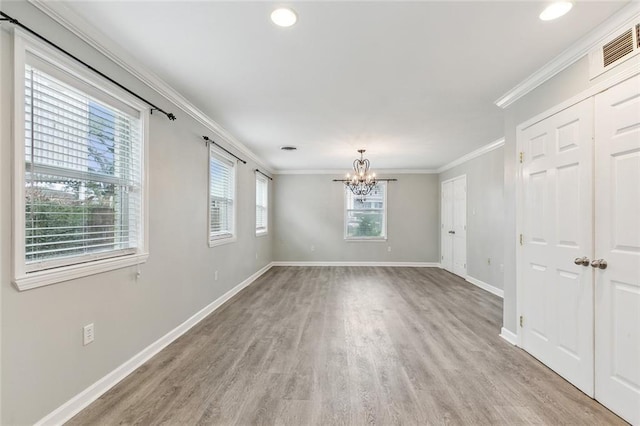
[13,252,149,291]
[256,230,268,237]
[209,235,237,248]
[344,237,388,242]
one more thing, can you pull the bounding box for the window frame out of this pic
[12,29,150,291]
[208,144,237,247]
[255,173,269,236]
[344,181,388,241]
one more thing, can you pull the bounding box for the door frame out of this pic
[514,65,640,348]
[441,174,466,276]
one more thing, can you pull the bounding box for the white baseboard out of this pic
[35,262,274,426]
[272,261,441,267]
[465,275,504,298]
[500,327,518,346]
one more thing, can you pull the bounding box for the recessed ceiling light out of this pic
[539,1,573,21]
[280,146,297,151]
[271,8,297,27]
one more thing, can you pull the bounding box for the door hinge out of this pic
[464,263,467,269]
[441,255,444,260]
[519,315,524,327]
[519,152,524,163]
[519,234,523,245]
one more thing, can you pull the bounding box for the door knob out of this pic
[574,256,590,266]
[590,259,608,269]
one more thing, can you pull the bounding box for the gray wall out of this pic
[1,2,273,424]
[501,53,639,333]
[273,174,440,263]
[439,146,504,290]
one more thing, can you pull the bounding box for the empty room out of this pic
[0,0,639,424]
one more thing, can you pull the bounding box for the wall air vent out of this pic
[603,29,634,67]
[589,18,640,80]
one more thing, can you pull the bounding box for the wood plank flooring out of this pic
[69,267,625,425]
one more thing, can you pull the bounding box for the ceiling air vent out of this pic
[589,19,640,80]
[602,28,633,67]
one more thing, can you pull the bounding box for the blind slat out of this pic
[209,148,235,240]
[24,64,143,270]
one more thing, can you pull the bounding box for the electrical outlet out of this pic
[310,245,315,252]
[387,246,392,252]
[214,271,218,280]
[83,323,94,346]
[500,264,504,272]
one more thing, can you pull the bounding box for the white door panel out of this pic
[453,177,467,277]
[441,177,466,278]
[594,75,640,425]
[520,97,594,396]
[441,181,453,272]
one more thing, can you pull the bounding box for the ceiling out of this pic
[57,1,629,171]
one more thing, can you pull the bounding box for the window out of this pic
[13,32,148,290]
[255,174,268,235]
[344,182,387,240]
[209,146,236,245]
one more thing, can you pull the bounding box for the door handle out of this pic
[590,259,608,269]
[448,230,455,234]
[574,256,590,266]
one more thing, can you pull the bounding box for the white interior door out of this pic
[452,177,467,277]
[520,98,595,396]
[441,180,453,272]
[594,75,640,425]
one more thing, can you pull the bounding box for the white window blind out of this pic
[256,174,268,234]
[209,147,235,242]
[345,182,387,239]
[24,64,142,272]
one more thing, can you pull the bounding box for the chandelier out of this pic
[345,149,377,198]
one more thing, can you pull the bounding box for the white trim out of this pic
[271,261,441,267]
[14,253,149,291]
[12,30,150,291]
[344,181,387,241]
[437,138,505,173]
[274,169,438,175]
[208,145,237,247]
[28,0,274,175]
[465,275,504,298]
[34,262,274,426]
[495,2,640,109]
[500,327,518,346]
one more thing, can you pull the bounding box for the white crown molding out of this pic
[494,2,640,109]
[500,327,518,346]
[436,137,505,174]
[465,275,504,299]
[27,0,274,174]
[34,262,274,426]
[273,168,438,175]
[272,261,441,267]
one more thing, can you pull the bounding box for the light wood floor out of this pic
[70,266,624,425]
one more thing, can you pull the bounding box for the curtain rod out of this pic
[0,11,176,121]
[255,169,273,180]
[333,179,398,182]
[203,136,247,164]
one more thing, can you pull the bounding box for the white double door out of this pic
[441,176,467,277]
[520,75,640,424]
